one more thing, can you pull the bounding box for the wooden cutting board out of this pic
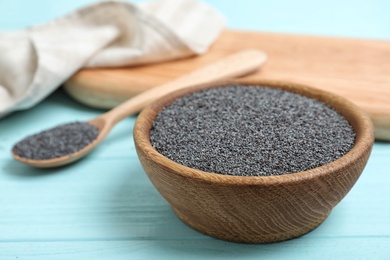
[64,30,390,140]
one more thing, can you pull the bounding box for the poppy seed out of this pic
[12,122,99,160]
[149,85,356,176]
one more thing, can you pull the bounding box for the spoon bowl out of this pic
[12,50,267,168]
[133,79,374,243]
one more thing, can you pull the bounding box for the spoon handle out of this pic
[102,49,267,124]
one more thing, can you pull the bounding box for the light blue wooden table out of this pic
[1,1,390,259]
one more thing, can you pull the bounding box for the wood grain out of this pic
[1,86,389,258]
[64,30,390,140]
[133,79,374,243]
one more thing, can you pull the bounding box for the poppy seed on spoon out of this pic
[12,122,99,160]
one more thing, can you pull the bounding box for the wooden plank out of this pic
[1,91,389,243]
[1,237,390,259]
[0,144,389,240]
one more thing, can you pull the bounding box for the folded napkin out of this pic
[0,0,225,118]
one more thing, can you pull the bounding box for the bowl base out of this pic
[172,207,330,244]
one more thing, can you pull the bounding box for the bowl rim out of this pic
[134,79,374,186]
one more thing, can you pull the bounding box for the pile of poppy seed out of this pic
[12,122,99,160]
[150,85,356,176]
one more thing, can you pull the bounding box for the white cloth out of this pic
[0,0,225,118]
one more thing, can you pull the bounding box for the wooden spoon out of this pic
[12,49,267,168]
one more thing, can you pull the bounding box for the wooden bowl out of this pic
[133,79,374,243]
